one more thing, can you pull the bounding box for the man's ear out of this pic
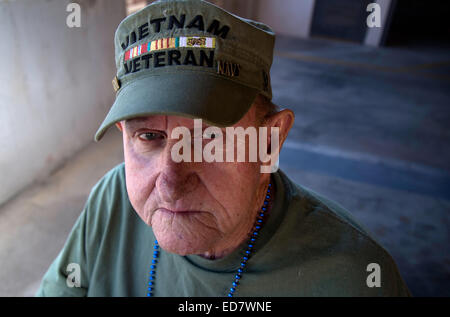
[266,109,295,151]
[115,121,123,132]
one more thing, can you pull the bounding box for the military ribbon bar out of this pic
[124,36,216,61]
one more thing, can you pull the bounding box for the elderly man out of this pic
[36,0,410,297]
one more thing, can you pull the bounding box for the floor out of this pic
[0,36,449,297]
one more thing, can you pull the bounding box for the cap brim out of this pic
[95,72,259,141]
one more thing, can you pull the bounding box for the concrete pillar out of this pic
[364,0,396,46]
[253,0,315,38]
[208,0,315,38]
[0,0,126,206]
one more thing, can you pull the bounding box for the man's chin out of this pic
[149,211,221,255]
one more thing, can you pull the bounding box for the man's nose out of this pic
[155,140,200,203]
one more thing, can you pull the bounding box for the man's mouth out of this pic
[157,208,203,215]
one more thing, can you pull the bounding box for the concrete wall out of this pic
[210,0,315,38]
[0,0,126,206]
[254,0,315,38]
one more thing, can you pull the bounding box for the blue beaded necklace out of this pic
[146,182,272,297]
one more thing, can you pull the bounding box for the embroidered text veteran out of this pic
[120,14,229,74]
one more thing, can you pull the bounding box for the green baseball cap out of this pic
[95,0,275,141]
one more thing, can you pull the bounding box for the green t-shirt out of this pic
[36,163,411,297]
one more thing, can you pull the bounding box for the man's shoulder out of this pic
[279,170,384,254]
[298,183,379,246]
[83,162,131,225]
[86,163,128,206]
[90,163,126,196]
[276,171,411,296]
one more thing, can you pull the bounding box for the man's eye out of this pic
[137,132,164,141]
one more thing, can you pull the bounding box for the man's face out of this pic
[120,105,269,256]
